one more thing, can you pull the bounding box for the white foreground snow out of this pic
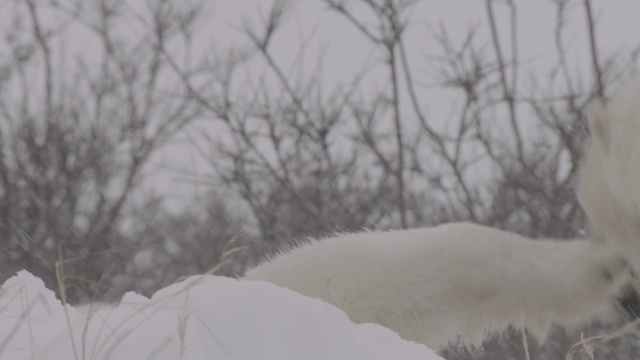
[0,271,443,360]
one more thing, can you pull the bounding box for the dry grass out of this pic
[0,234,249,359]
[521,316,531,360]
[565,317,640,360]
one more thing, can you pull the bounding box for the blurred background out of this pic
[0,0,639,358]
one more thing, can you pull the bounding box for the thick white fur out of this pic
[245,224,631,349]
[246,78,640,349]
[577,77,640,265]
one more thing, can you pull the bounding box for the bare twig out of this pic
[583,0,606,101]
[485,0,524,163]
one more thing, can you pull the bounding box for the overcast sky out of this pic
[4,0,633,209]
[147,0,640,210]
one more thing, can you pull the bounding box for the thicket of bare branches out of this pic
[0,0,204,302]
[182,0,640,252]
[1,0,639,358]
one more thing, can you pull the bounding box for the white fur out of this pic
[245,224,630,349]
[577,77,640,264]
[245,78,640,349]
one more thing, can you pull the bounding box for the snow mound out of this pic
[0,271,443,359]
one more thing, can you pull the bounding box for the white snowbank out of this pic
[0,271,443,360]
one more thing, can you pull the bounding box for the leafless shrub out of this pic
[0,0,203,302]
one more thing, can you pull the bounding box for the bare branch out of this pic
[583,0,605,101]
[485,0,524,163]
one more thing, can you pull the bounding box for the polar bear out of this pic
[577,78,640,265]
[245,224,632,349]
[245,78,640,349]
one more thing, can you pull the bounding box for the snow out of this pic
[0,271,443,360]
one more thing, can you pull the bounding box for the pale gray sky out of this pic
[3,0,635,210]
[150,0,640,210]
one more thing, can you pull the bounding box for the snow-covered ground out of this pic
[0,271,443,360]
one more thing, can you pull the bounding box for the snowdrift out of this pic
[0,271,443,360]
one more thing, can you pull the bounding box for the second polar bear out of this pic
[577,78,640,266]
